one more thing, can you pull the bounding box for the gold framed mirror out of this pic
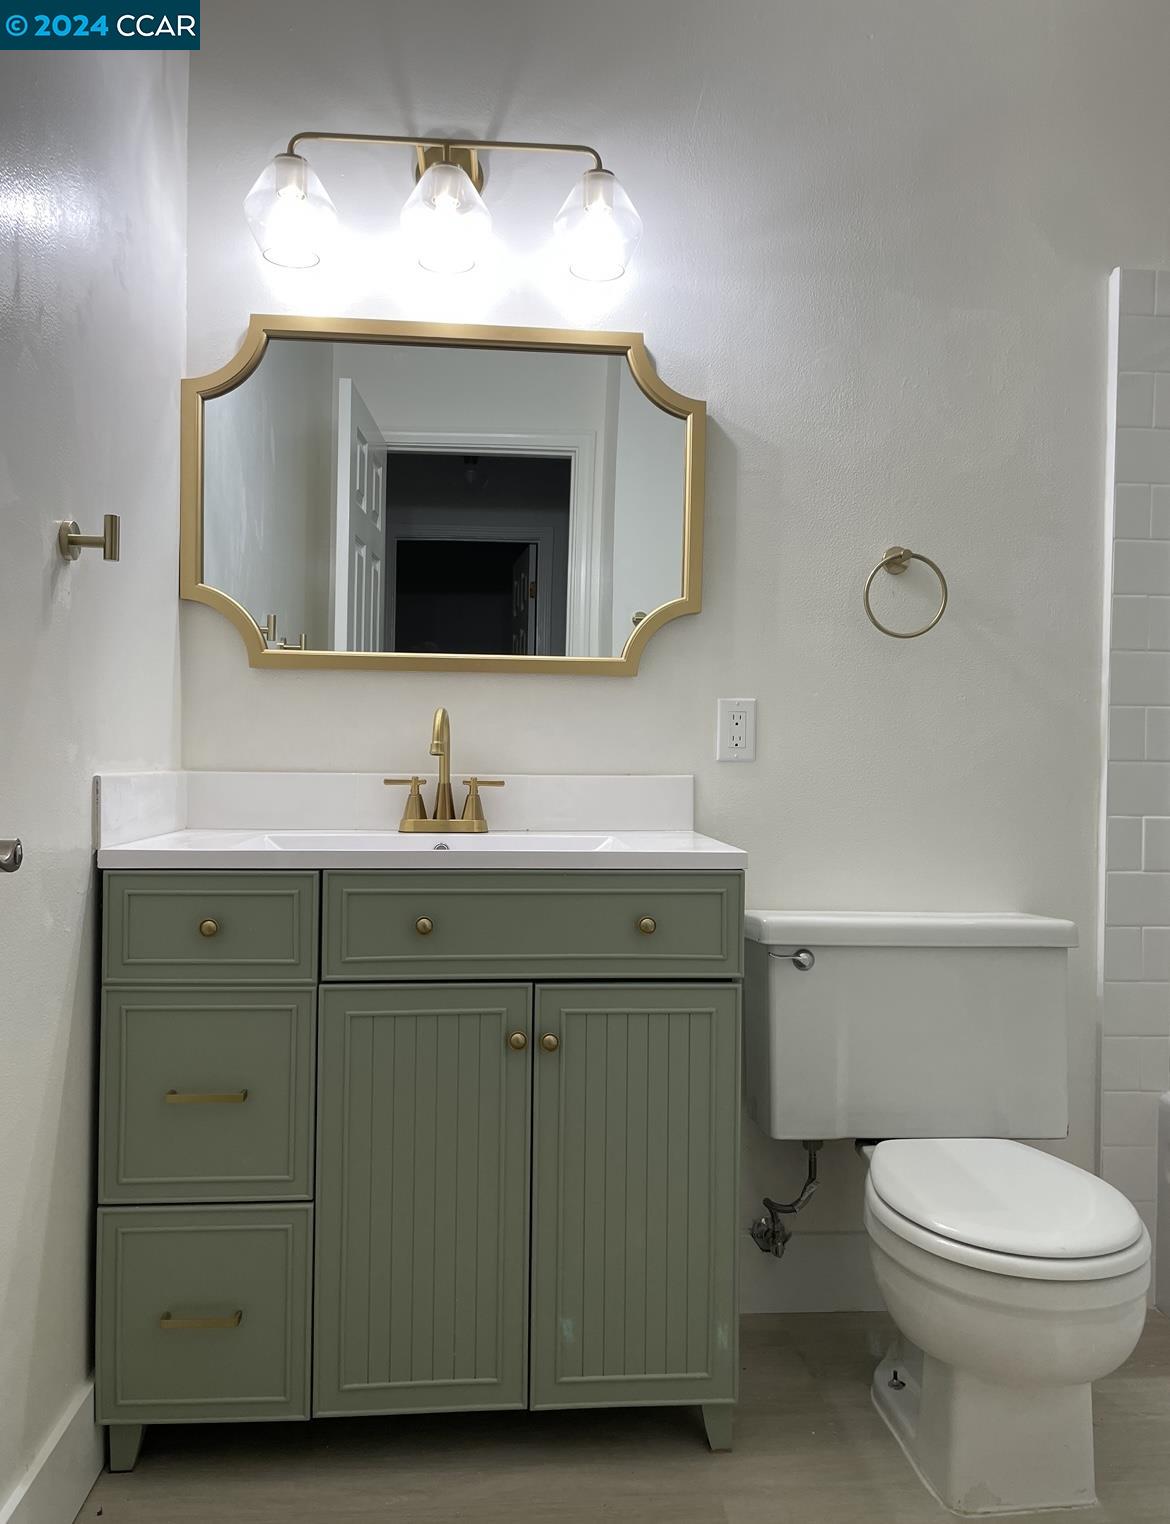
[180,316,705,674]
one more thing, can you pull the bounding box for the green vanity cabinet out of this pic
[97,868,743,1470]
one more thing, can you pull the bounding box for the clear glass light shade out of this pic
[244,153,337,269]
[400,161,492,274]
[553,169,643,281]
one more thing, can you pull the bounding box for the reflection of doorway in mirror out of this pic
[382,452,570,657]
[331,377,388,652]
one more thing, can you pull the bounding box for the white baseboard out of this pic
[0,1383,103,1524]
[740,1229,884,1314]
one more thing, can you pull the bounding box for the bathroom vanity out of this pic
[93,776,745,1471]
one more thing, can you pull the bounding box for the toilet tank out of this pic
[743,912,1077,1142]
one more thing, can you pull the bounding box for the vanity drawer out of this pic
[323,871,743,981]
[95,1204,311,1424]
[103,872,318,984]
[99,988,315,1203]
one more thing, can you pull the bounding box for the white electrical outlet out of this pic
[716,697,757,761]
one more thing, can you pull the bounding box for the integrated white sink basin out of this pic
[259,830,625,854]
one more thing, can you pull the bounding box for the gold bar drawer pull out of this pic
[165,1089,249,1105]
[159,1310,243,1331]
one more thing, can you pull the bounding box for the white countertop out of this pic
[97,828,746,871]
[93,773,745,870]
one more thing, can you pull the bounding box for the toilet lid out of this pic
[868,1139,1143,1259]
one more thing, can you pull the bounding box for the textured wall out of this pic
[1101,268,1170,1280]
[0,52,186,1508]
[183,0,1170,1308]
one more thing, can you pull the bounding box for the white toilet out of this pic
[743,911,1151,1517]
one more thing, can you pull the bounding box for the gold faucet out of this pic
[384,707,505,833]
[430,706,456,822]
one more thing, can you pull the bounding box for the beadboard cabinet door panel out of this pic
[315,984,532,1415]
[530,985,739,1411]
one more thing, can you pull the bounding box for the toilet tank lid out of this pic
[744,910,1077,948]
[869,1139,1142,1259]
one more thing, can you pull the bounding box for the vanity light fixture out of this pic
[244,132,642,279]
[243,152,337,269]
[553,169,643,282]
[400,158,492,274]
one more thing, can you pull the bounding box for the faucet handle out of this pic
[384,776,428,825]
[460,777,505,829]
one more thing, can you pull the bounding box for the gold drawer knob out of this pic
[415,917,434,936]
[507,1031,528,1051]
[540,1033,560,1053]
[637,916,657,935]
[198,918,219,938]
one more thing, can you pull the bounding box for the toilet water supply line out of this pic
[751,1140,822,1257]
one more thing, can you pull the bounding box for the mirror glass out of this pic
[200,339,689,659]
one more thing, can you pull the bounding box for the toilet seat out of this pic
[866,1138,1147,1282]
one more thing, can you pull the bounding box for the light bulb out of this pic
[243,153,337,269]
[553,168,642,281]
[400,161,492,274]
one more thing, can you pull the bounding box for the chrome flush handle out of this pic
[0,839,22,873]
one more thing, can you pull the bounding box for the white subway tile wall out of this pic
[1103,272,1170,1257]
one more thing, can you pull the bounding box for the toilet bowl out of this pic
[862,1138,1150,1516]
[742,911,1152,1517]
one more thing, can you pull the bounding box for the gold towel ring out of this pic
[863,546,948,639]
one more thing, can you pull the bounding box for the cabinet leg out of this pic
[107,1424,144,1473]
[701,1403,733,1452]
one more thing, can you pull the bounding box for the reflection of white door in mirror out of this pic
[332,378,387,652]
[510,544,538,655]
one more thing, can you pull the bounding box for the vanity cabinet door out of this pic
[315,984,532,1415]
[530,984,739,1411]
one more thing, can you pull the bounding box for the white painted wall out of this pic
[1099,268,1170,1286]
[183,0,1170,1309]
[203,338,333,648]
[0,52,187,1514]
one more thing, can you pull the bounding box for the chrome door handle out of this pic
[0,840,22,873]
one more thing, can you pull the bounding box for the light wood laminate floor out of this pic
[79,1312,1170,1523]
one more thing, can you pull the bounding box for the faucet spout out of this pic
[429,707,455,821]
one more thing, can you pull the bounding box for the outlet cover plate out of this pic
[716,697,757,762]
